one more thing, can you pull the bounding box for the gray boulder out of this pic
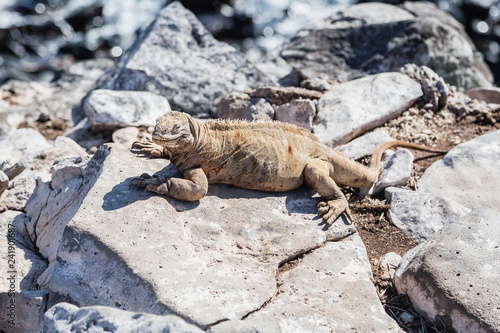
[395,208,500,332]
[91,2,272,118]
[29,144,400,331]
[280,2,492,91]
[334,129,394,160]
[41,303,203,333]
[314,72,422,146]
[83,90,171,131]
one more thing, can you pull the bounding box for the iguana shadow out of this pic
[102,164,199,212]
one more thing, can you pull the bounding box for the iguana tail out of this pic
[368,141,448,171]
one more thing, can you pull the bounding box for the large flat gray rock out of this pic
[92,2,272,118]
[31,144,400,331]
[314,72,421,146]
[395,209,500,332]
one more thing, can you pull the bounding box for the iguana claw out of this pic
[317,199,352,226]
[131,173,162,188]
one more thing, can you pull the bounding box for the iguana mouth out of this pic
[152,132,183,142]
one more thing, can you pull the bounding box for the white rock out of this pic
[361,148,414,196]
[314,73,422,146]
[41,303,204,333]
[335,129,394,160]
[378,252,402,281]
[275,99,316,131]
[386,187,471,242]
[395,208,500,332]
[84,90,171,131]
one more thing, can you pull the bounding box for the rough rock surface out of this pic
[217,92,274,121]
[386,188,471,242]
[279,2,492,91]
[315,72,422,146]
[41,303,204,333]
[275,99,316,131]
[90,2,272,118]
[395,209,500,333]
[83,90,171,130]
[32,144,400,331]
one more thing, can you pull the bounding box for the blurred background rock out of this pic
[1,0,499,86]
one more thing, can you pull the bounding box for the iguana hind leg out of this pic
[131,167,208,201]
[304,159,352,226]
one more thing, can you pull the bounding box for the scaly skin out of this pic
[131,111,445,226]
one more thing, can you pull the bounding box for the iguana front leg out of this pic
[131,167,208,201]
[304,159,352,226]
[132,141,169,158]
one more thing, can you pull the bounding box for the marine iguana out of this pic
[131,111,444,226]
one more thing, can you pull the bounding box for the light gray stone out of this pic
[275,99,316,131]
[314,72,422,146]
[361,148,414,196]
[386,187,471,242]
[394,208,500,332]
[334,129,394,160]
[31,144,399,330]
[378,252,401,281]
[280,2,492,91]
[92,2,272,118]
[0,128,51,165]
[84,90,171,131]
[217,92,274,121]
[211,236,402,332]
[417,129,500,210]
[0,210,49,333]
[112,127,140,147]
[41,303,204,333]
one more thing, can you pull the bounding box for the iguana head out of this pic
[152,111,197,151]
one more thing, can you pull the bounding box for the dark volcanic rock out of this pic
[280,2,493,91]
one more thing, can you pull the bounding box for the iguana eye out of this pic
[172,124,181,133]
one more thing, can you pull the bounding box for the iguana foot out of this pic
[131,173,169,195]
[317,199,352,226]
[132,141,166,157]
